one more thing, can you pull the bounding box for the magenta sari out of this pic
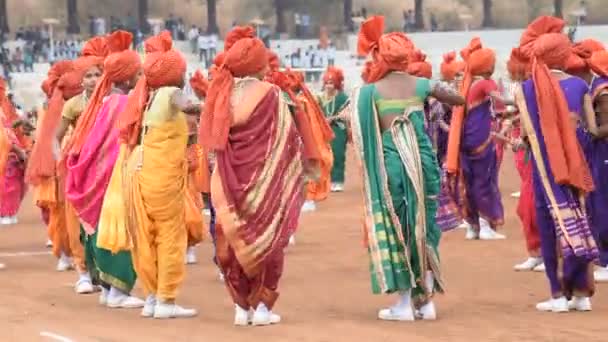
[0,128,27,217]
[66,94,127,233]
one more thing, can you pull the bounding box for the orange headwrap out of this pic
[530,33,594,192]
[566,39,606,74]
[407,49,432,79]
[199,26,269,150]
[41,60,74,99]
[446,37,496,174]
[190,70,209,99]
[322,66,345,90]
[520,16,565,59]
[73,36,108,76]
[507,47,530,80]
[26,62,78,184]
[440,51,465,81]
[589,50,608,78]
[66,30,141,156]
[118,31,186,147]
[358,16,415,83]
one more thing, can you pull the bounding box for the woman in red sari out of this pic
[202,27,308,326]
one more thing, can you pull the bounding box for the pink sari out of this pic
[66,94,127,233]
[0,127,27,217]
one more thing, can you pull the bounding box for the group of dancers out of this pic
[0,13,607,325]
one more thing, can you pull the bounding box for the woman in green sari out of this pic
[352,16,464,321]
[319,67,349,192]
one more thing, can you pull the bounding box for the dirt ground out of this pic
[1,151,607,342]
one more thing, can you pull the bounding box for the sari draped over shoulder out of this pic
[350,80,443,306]
[66,94,127,233]
[211,81,305,310]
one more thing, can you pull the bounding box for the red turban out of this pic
[67,30,142,156]
[529,32,594,193]
[407,50,432,79]
[200,26,269,150]
[440,51,465,81]
[507,47,530,80]
[322,66,345,90]
[190,70,209,99]
[446,37,495,174]
[144,30,173,53]
[358,16,415,83]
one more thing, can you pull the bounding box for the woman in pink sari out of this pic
[0,124,27,224]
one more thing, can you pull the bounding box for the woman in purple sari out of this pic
[516,18,598,313]
[587,51,608,282]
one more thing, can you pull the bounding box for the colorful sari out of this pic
[588,76,608,266]
[211,81,305,310]
[350,79,443,306]
[65,93,136,292]
[66,94,127,232]
[453,80,504,230]
[518,80,597,297]
[321,91,349,184]
[0,130,27,217]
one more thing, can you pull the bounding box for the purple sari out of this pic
[588,76,608,266]
[457,88,504,230]
[521,77,597,297]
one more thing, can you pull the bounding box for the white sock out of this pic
[79,272,92,282]
[256,303,270,314]
[425,271,435,294]
[396,290,412,310]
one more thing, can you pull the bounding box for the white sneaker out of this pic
[56,254,73,272]
[9,216,17,224]
[465,226,479,240]
[378,305,415,321]
[185,247,197,265]
[288,235,296,246]
[417,301,437,320]
[458,221,471,230]
[141,295,157,318]
[202,209,211,216]
[106,294,145,309]
[568,297,592,312]
[510,191,521,198]
[218,272,225,282]
[514,257,543,271]
[234,305,250,326]
[479,225,506,240]
[301,200,317,213]
[594,266,608,282]
[153,302,198,319]
[251,304,281,326]
[99,291,108,306]
[533,263,546,272]
[45,239,53,248]
[0,217,11,225]
[330,183,344,192]
[75,277,94,294]
[536,297,569,313]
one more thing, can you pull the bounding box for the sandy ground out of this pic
[1,150,607,342]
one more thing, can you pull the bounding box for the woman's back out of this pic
[373,73,430,131]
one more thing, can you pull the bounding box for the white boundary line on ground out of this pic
[40,331,74,342]
[0,251,52,258]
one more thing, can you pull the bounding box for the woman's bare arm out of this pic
[56,117,73,143]
[431,82,465,106]
[171,89,201,116]
[583,94,600,136]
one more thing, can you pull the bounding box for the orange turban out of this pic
[507,47,530,80]
[117,32,185,147]
[528,32,594,193]
[27,61,80,184]
[358,16,415,83]
[440,51,465,81]
[200,26,269,150]
[190,70,209,99]
[407,50,432,79]
[589,50,608,78]
[322,66,345,90]
[566,39,606,74]
[520,16,565,58]
[73,36,108,75]
[66,30,141,157]
[445,37,495,174]
[41,60,74,99]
